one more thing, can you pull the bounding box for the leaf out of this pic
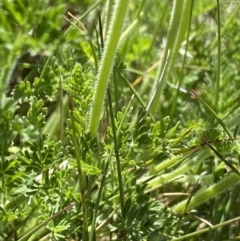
[81,161,101,176]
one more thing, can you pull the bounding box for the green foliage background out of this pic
[1,0,240,240]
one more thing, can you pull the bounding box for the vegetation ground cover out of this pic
[1,0,240,240]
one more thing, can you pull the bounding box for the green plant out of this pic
[1,0,240,241]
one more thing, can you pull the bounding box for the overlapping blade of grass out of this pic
[149,0,193,115]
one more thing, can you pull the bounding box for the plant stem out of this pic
[107,88,125,222]
[69,98,88,239]
[88,0,130,137]
[214,0,221,112]
[89,96,133,241]
[171,215,240,241]
[1,154,6,205]
[59,77,64,142]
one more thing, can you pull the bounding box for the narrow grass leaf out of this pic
[190,90,232,138]
[201,137,240,176]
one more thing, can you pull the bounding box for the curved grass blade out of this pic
[190,89,232,138]
[173,173,240,213]
[18,203,75,241]
[170,216,240,241]
[201,137,240,176]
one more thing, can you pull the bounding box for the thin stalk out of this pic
[119,0,152,44]
[89,166,110,241]
[88,0,130,137]
[39,55,51,82]
[214,0,221,112]
[146,1,169,64]
[107,87,125,221]
[119,72,155,122]
[59,77,64,142]
[209,2,240,50]
[171,216,240,241]
[201,137,240,176]
[18,203,75,241]
[147,50,170,113]
[213,183,240,240]
[1,154,6,205]
[67,12,98,71]
[89,96,134,241]
[69,98,88,240]
[96,205,120,231]
[113,66,119,115]
[7,201,42,241]
[190,90,232,138]
[62,1,103,36]
[206,195,220,240]
[80,0,103,20]
[174,179,199,235]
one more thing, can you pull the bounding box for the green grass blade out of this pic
[150,0,192,114]
[210,2,240,51]
[214,0,221,112]
[106,87,125,222]
[201,137,240,176]
[190,90,232,138]
[213,183,240,241]
[170,0,193,118]
[119,72,155,122]
[171,216,240,241]
[88,0,130,137]
[148,50,170,113]
[173,173,240,213]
